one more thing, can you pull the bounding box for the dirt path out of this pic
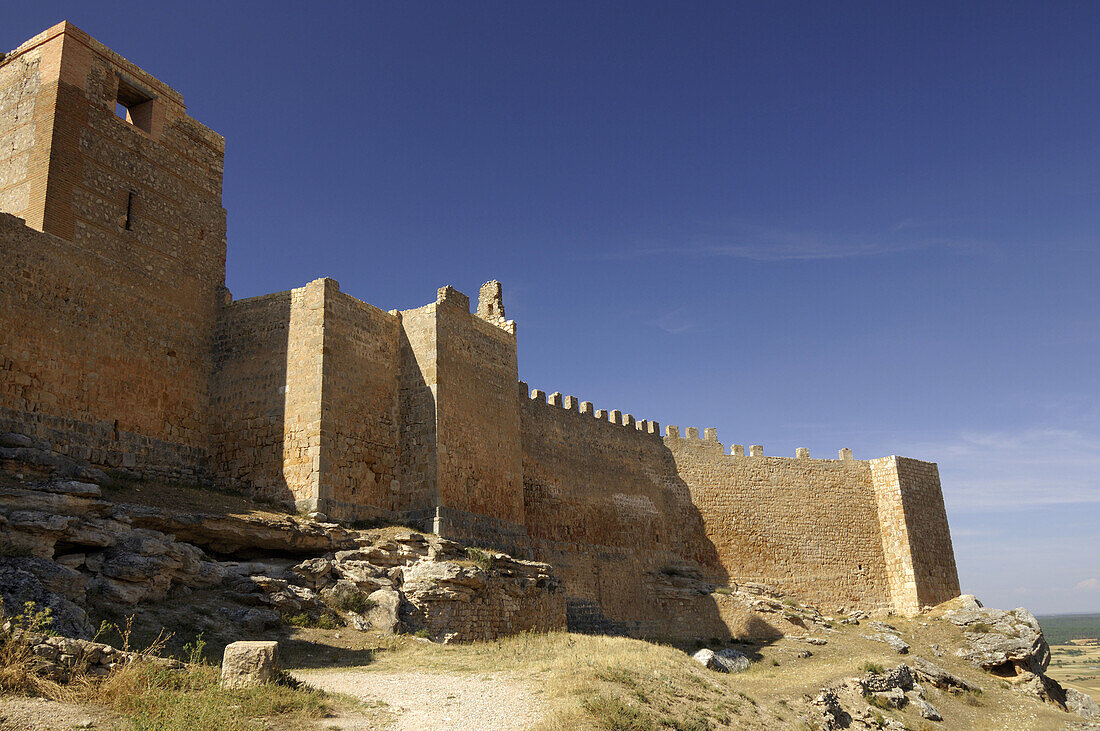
[293,668,548,730]
[0,696,119,730]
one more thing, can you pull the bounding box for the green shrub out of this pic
[283,612,340,629]
[861,661,885,674]
[581,693,655,730]
[465,547,493,570]
[330,590,377,615]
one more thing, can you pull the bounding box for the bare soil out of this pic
[294,668,545,731]
[0,696,120,730]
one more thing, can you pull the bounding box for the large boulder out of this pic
[1067,688,1100,720]
[0,558,92,638]
[692,647,751,673]
[366,587,401,634]
[944,605,1049,675]
[220,640,279,689]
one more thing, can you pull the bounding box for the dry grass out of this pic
[351,631,769,729]
[99,479,292,519]
[75,661,331,730]
[0,606,339,731]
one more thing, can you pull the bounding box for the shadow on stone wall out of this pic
[210,291,296,506]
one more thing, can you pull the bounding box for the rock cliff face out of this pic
[0,477,565,644]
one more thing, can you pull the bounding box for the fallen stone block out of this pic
[220,640,279,689]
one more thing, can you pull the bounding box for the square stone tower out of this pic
[0,22,227,478]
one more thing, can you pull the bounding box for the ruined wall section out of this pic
[0,23,226,481]
[434,288,525,546]
[318,286,401,519]
[670,438,893,611]
[870,456,960,615]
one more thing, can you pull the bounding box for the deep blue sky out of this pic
[8,2,1098,613]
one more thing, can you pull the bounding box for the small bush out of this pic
[284,613,311,628]
[861,661,885,674]
[771,658,780,667]
[0,600,61,697]
[465,547,493,570]
[969,622,992,634]
[283,612,339,629]
[866,693,890,710]
[330,591,377,615]
[181,633,207,665]
[581,693,655,730]
[413,628,432,639]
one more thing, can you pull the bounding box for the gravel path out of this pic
[0,696,118,730]
[294,668,547,730]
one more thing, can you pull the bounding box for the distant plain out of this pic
[1039,613,1100,702]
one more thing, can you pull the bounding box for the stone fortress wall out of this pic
[0,23,960,637]
[0,22,225,482]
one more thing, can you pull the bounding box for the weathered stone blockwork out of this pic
[0,22,225,482]
[667,435,892,610]
[1,23,961,635]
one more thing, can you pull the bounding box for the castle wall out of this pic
[0,23,226,481]
[0,213,206,479]
[520,391,723,635]
[870,456,961,614]
[319,286,401,518]
[1,22,962,634]
[210,290,294,500]
[434,291,525,545]
[669,438,895,612]
[396,303,440,519]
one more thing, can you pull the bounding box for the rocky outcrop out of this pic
[910,656,979,693]
[1067,688,1100,720]
[124,505,356,556]
[941,596,1100,719]
[16,633,183,681]
[0,558,92,638]
[811,663,945,730]
[944,603,1049,676]
[0,476,565,646]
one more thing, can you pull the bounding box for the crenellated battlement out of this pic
[519,381,663,436]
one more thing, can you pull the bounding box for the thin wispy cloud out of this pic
[652,307,699,334]
[1075,578,1100,591]
[896,427,1100,511]
[593,220,991,263]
